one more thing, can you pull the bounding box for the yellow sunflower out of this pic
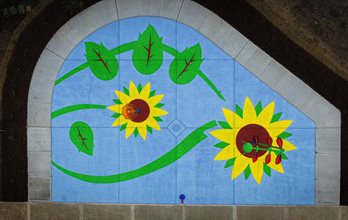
[210,96,297,184]
[108,81,168,140]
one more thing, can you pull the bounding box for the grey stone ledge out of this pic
[83,204,131,220]
[316,153,340,179]
[30,202,80,220]
[27,127,51,152]
[134,205,183,220]
[29,176,51,201]
[27,101,51,127]
[28,74,54,104]
[33,49,63,82]
[186,205,233,220]
[117,0,140,19]
[160,0,183,20]
[199,11,230,44]
[177,0,209,29]
[316,179,340,205]
[237,206,286,220]
[316,128,340,153]
[140,0,162,16]
[217,26,249,59]
[287,206,339,220]
[28,152,51,177]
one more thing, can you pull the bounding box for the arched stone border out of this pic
[27,0,341,204]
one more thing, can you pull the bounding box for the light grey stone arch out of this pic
[28,0,341,204]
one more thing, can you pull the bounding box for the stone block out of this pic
[199,12,229,43]
[28,176,50,201]
[160,0,183,20]
[316,153,340,179]
[177,0,209,29]
[33,49,63,82]
[134,205,183,220]
[256,59,290,91]
[0,202,27,220]
[316,179,340,205]
[185,205,232,220]
[28,74,54,103]
[288,206,339,220]
[117,0,140,19]
[83,204,131,220]
[30,202,80,220]
[217,26,248,59]
[316,128,340,153]
[27,127,51,152]
[237,206,285,220]
[342,206,348,220]
[27,101,51,127]
[28,152,51,176]
[140,0,162,16]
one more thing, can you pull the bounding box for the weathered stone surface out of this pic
[28,176,50,201]
[0,203,27,220]
[83,204,131,220]
[30,202,80,220]
[134,205,183,220]
[185,205,232,220]
[316,179,340,205]
[288,206,339,220]
[237,206,285,220]
[342,206,348,220]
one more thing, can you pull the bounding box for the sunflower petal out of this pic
[232,156,250,179]
[282,140,297,151]
[138,126,147,140]
[112,115,127,127]
[214,144,238,160]
[115,90,131,104]
[129,81,139,97]
[108,104,122,113]
[140,83,151,99]
[152,108,168,117]
[147,117,161,130]
[268,120,293,136]
[125,126,136,138]
[210,129,234,144]
[148,94,164,106]
[243,97,257,124]
[268,153,285,174]
[257,101,274,127]
[222,108,243,129]
[249,158,264,184]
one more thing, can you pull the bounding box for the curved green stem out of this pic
[52,120,217,183]
[161,44,177,57]
[111,41,137,54]
[52,104,107,119]
[55,62,89,86]
[198,70,225,101]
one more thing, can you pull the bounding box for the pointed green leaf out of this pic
[146,125,153,134]
[218,121,232,129]
[244,165,251,180]
[137,83,143,93]
[281,153,288,160]
[214,141,229,149]
[169,44,203,84]
[154,116,163,122]
[235,104,243,118]
[134,128,139,137]
[271,112,282,123]
[149,90,156,98]
[85,42,118,80]
[69,121,94,156]
[123,87,129,95]
[255,101,262,116]
[113,99,122,104]
[264,163,271,177]
[132,24,163,74]
[155,103,165,108]
[277,132,292,139]
[112,113,121,118]
[120,123,127,131]
[224,158,236,168]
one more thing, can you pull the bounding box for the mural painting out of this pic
[52,17,315,204]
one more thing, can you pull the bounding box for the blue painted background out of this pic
[52,17,315,205]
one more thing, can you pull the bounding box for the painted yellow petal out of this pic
[140,82,151,99]
[151,107,168,117]
[129,81,139,97]
[243,97,257,124]
[222,108,243,128]
[268,120,293,137]
[232,156,250,179]
[112,115,127,126]
[214,144,238,160]
[250,158,264,184]
[282,140,297,151]
[268,153,284,173]
[138,126,147,140]
[257,101,274,127]
[108,104,123,113]
[147,117,161,130]
[115,90,131,104]
[210,129,234,144]
[148,94,164,106]
[125,126,136,138]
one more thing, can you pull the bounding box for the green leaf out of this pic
[120,123,127,131]
[134,128,139,137]
[255,101,262,116]
[85,42,118,80]
[123,87,129,95]
[155,103,165,108]
[264,163,271,177]
[113,99,122,104]
[218,121,232,129]
[214,141,229,149]
[224,158,236,168]
[112,113,121,118]
[154,116,163,122]
[244,165,251,180]
[132,24,163,75]
[149,90,156,98]
[146,125,153,134]
[281,153,288,160]
[69,121,94,156]
[277,132,292,139]
[137,83,143,93]
[235,104,243,118]
[271,112,282,123]
[169,43,203,84]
